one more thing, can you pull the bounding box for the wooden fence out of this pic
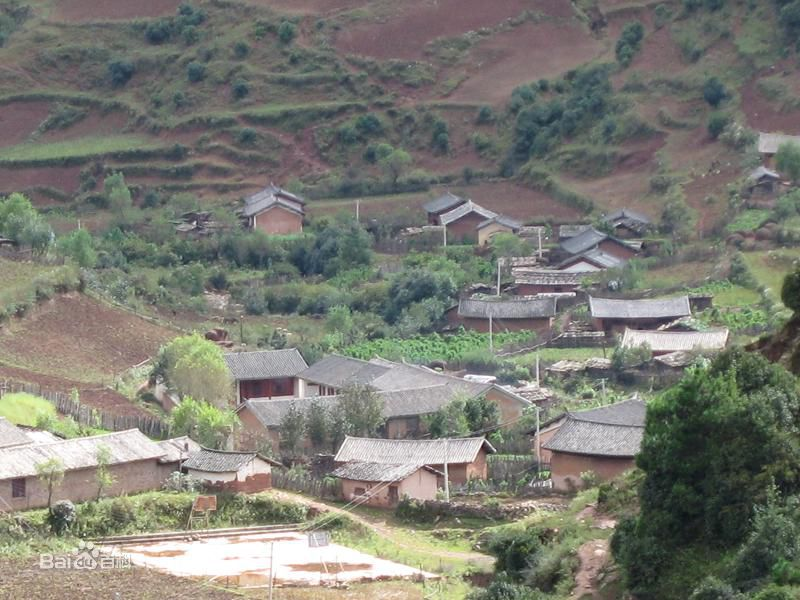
[0,380,168,439]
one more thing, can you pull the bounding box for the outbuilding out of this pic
[182,448,279,493]
[224,348,309,403]
[241,184,305,235]
[589,295,692,334]
[445,296,556,334]
[331,462,441,507]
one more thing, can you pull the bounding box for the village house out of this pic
[334,436,495,485]
[445,296,556,335]
[558,227,638,264]
[620,327,729,356]
[440,200,497,244]
[538,398,646,492]
[476,215,522,246]
[589,295,692,334]
[513,270,583,296]
[0,428,192,511]
[555,249,625,273]
[0,417,35,449]
[758,132,800,167]
[331,462,441,508]
[182,448,279,493]
[224,348,309,403]
[241,184,305,235]
[558,224,592,240]
[236,378,530,452]
[746,166,782,197]
[297,354,391,396]
[423,192,467,225]
[601,208,652,239]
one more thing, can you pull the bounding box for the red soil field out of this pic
[0,101,50,148]
[334,0,570,61]
[0,294,176,385]
[40,111,131,144]
[0,165,82,197]
[248,0,369,14]
[449,21,604,105]
[741,76,800,134]
[52,0,182,22]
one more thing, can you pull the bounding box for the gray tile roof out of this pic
[242,197,305,218]
[331,461,437,482]
[621,328,729,353]
[0,417,32,449]
[542,419,643,457]
[477,214,522,231]
[335,436,495,465]
[602,208,651,226]
[440,200,496,226]
[559,227,608,255]
[514,270,583,286]
[182,448,272,473]
[589,295,691,320]
[156,436,201,464]
[423,192,466,214]
[299,355,391,388]
[559,224,592,239]
[242,184,305,218]
[758,132,800,154]
[560,248,624,270]
[224,349,308,381]
[569,399,646,427]
[457,297,556,319]
[0,429,164,480]
[747,166,781,182]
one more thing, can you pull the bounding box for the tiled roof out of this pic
[0,429,164,480]
[747,166,781,182]
[242,184,305,217]
[569,399,647,427]
[654,350,697,368]
[621,328,729,353]
[440,200,496,226]
[423,192,466,214]
[542,419,643,457]
[559,224,592,239]
[156,436,201,464]
[558,249,624,272]
[589,295,691,320]
[0,417,32,449]
[559,227,609,255]
[602,208,651,226]
[183,448,268,473]
[514,270,583,286]
[457,296,556,319]
[758,132,800,154]
[335,436,495,465]
[331,461,437,482]
[299,355,391,388]
[477,214,522,231]
[224,349,308,381]
[242,197,305,218]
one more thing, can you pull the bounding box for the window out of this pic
[11,478,25,498]
[353,487,366,498]
[271,378,294,397]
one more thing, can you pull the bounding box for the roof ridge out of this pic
[0,428,145,450]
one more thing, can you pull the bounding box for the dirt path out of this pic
[570,504,617,599]
[272,490,494,566]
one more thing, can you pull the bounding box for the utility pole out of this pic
[537,228,543,259]
[268,541,275,600]
[496,257,502,297]
[355,198,360,221]
[442,224,447,248]
[443,437,450,502]
[488,312,493,353]
[535,406,541,474]
[535,353,540,387]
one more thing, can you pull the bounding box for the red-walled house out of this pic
[445,296,556,335]
[241,184,305,235]
[559,227,637,262]
[424,192,467,225]
[224,349,308,404]
[514,270,583,295]
[588,295,692,334]
[440,200,498,244]
[601,208,652,239]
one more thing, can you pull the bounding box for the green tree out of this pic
[703,77,727,107]
[426,399,470,438]
[338,384,384,437]
[104,172,134,228]
[325,305,355,346]
[155,334,233,407]
[305,399,329,450]
[782,265,800,313]
[776,142,800,183]
[95,444,116,500]
[36,457,65,514]
[58,228,96,268]
[169,396,238,449]
[379,148,412,185]
[277,20,297,44]
[328,407,351,452]
[491,232,531,258]
[279,401,305,455]
[0,193,53,254]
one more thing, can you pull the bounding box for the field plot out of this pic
[111,531,434,587]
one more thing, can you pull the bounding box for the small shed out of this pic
[758,132,800,166]
[746,166,781,196]
[182,448,279,493]
[477,215,522,246]
[440,200,497,243]
[241,184,306,235]
[620,327,729,356]
[601,208,652,238]
[331,462,440,508]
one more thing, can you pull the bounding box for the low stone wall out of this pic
[419,498,566,521]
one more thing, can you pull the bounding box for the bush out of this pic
[486,527,542,581]
[186,61,206,82]
[616,21,645,67]
[782,267,800,313]
[708,113,730,139]
[232,79,250,100]
[689,577,739,600]
[233,41,249,58]
[145,19,172,44]
[477,105,495,124]
[48,500,76,535]
[278,20,297,44]
[108,60,135,87]
[703,77,727,107]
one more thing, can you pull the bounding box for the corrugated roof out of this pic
[156,436,201,464]
[335,436,495,465]
[224,349,308,381]
[440,200,496,226]
[589,296,691,320]
[183,448,270,473]
[0,417,32,449]
[457,297,556,319]
[515,270,583,286]
[423,192,466,214]
[543,419,643,457]
[299,355,391,388]
[621,328,729,353]
[0,429,164,480]
[477,215,522,231]
[758,132,800,154]
[330,461,436,482]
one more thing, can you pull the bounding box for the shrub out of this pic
[237,127,257,145]
[161,472,201,492]
[108,60,135,87]
[781,266,800,313]
[145,19,172,44]
[616,21,645,67]
[233,41,250,58]
[689,577,739,600]
[703,77,727,107]
[277,20,297,44]
[232,79,250,100]
[186,61,206,82]
[485,527,542,581]
[708,113,730,139]
[48,500,76,535]
[477,105,495,124]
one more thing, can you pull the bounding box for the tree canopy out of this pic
[155,334,233,407]
[169,396,238,449]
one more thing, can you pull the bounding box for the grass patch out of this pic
[0,392,56,426]
[742,249,800,305]
[640,261,716,289]
[513,347,609,366]
[0,136,167,162]
[725,209,771,234]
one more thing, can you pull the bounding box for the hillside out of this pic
[0,0,798,232]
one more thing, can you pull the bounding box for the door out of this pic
[388,485,399,505]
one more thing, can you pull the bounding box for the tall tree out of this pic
[338,384,385,437]
[155,334,233,408]
[36,458,65,514]
[169,396,238,449]
[279,401,306,456]
[305,399,330,450]
[104,172,134,228]
[95,445,116,500]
